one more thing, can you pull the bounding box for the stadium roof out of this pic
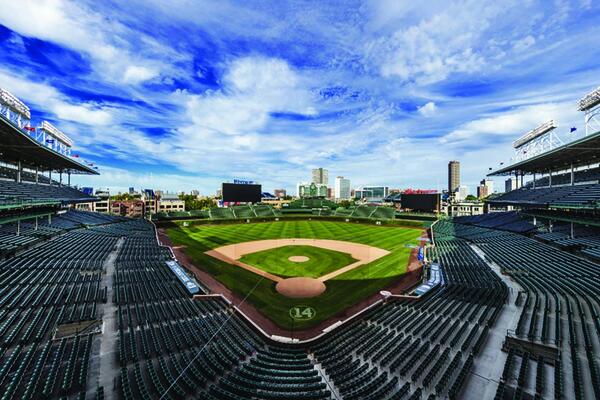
[488,129,600,176]
[0,115,98,175]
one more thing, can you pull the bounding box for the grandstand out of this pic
[488,126,600,209]
[454,211,536,233]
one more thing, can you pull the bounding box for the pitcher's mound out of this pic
[288,256,309,262]
[276,277,326,298]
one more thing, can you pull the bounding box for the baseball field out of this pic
[166,220,423,329]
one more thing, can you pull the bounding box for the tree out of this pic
[465,195,478,201]
[338,199,353,208]
[178,194,217,210]
[111,193,141,201]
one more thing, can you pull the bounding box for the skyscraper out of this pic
[477,179,494,198]
[334,176,351,200]
[448,161,460,194]
[505,177,521,192]
[312,168,329,185]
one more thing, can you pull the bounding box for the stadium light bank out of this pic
[511,120,561,162]
[0,87,31,128]
[579,86,600,136]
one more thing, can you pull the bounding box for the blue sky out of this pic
[0,0,599,195]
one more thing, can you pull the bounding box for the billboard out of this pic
[401,193,441,212]
[222,183,262,203]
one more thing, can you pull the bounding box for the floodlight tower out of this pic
[38,120,74,157]
[512,120,561,162]
[578,86,600,136]
[0,88,31,129]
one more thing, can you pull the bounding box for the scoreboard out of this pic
[401,193,441,212]
[222,182,262,203]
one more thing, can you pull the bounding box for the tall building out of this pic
[334,176,351,200]
[157,193,185,212]
[142,189,157,215]
[311,168,329,185]
[111,199,145,218]
[448,161,460,194]
[456,185,469,201]
[354,186,389,202]
[505,177,521,192]
[274,189,286,198]
[477,179,494,198]
[297,182,328,198]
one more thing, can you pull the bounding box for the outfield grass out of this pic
[167,220,422,329]
[239,245,357,278]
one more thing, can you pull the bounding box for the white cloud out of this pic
[367,2,496,83]
[181,57,313,137]
[0,0,173,85]
[418,101,437,117]
[123,65,159,84]
[0,69,114,126]
[439,101,580,145]
[52,103,113,125]
[512,35,536,52]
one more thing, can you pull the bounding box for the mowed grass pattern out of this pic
[239,245,358,278]
[167,220,422,329]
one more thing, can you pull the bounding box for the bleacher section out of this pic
[0,180,97,203]
[306,229,507,400]
[221,204,279,219]
[154,204,280,221]
[0,213,127,399]
[208,207,235,220]
[488,183,600,209]
[535,222,600,260]
[332,207,353,217]
[370,206,396,220]
[253,205,278,218]
[454,211,537,233]
[332,205,395,220]
[231,205,255,218]
[287,199,337,209]
[0,165,56,185]
[436,220,600,399]
[153,210,210,221]
[154,203,395,222]
[525,166,600,188]
[0,210,125,258]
